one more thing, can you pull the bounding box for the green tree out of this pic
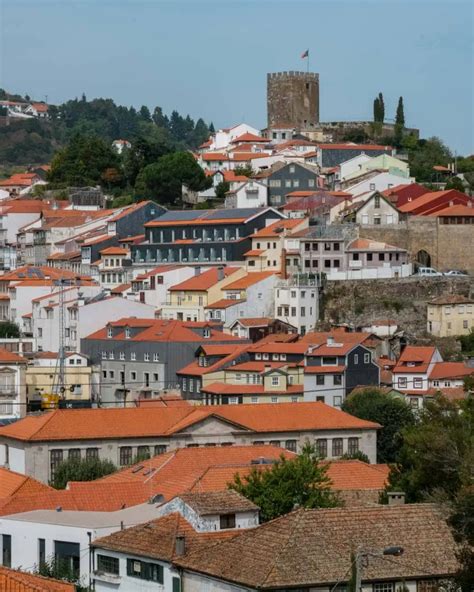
[230,444,340,522]
[215,180,230,200]
[378,92,385,122]
[459,328,474,354]
[51,456,117,489]
[395,96,405,127]
[0,321,20,338]
[233,164,253,177]
[48,133,120,187]
[387,396,473,502]
[139,105,151,121]
[340,450,370,463]
[152,106,169,129]
[123,135,171,188]
[342,388,415,463]
[405,136,452,182]
[444,176,465,192]
[135,151,210,205]
[36,557,88,591]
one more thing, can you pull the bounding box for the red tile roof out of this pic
[429,362,473,380]
[205,298,246,309]
[393,346,437,374]
[251,218,304,238]
[169,267,240,291]
[202,152,228,161]
[317,143,392,151]
[0,467,52,499]
[0,173,39,187]
[0,402,380,442]
[222,170,249,183]
[0,567,74,592]
[0,348,26,364]
[429,204,474,217]
[398,189,471,214]
[233,317,274,328]
[231,132,268,143]
[244,249,266,256]
[224,271,277,290]
[99,246,129,255]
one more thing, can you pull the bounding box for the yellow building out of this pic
[26,352,93,406]
[427,295,474,337]
[159,266,246,322]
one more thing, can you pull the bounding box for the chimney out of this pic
[264,364,271,371]
[217,266,225,281]
[280,247,287,280]
[387,491,405,506]
[194,266,201,276]
[175,535,186,556]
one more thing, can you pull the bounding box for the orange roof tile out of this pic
[428,204,474,217]
[99,246,129,255]
[0,467,53,499]
[229,152,269,161]
[393,346,437,374]
[0,567,74,592]
[398,190,471,213]
[244,249,266,256]
[231,132,268,143]
[205,298,246,309]
[169,267,240,291]
[0,348,27,364]
[0,402,380,442]
[251,218,304,238]
[202,152,229,161]
[222,170,249,182]
[429,362,473,380]
[224,271,277,290]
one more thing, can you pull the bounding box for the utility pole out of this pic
[52,278,77,402]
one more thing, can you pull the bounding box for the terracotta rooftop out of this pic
[393,346,437,374]
[0,348,26,364]
[430,294,474,305]
[93,512,237,564]
[99,246,129,255]
[169,267,240,291]
[205,298,246,309]
[251,218,304,238]
[177,504,458,588]
[429,204,474,217]
[0,567,75,592]
[398,189,470,213]
[179,490,258,514]
[224,271,277,290]
[0,402,380,442]
[347,238,406,252]
[0,467,52,499]
[429,362,473,380]
[233,317,274,327]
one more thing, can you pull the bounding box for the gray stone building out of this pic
[264,162,321,207]
[267,71,319,131]
[80,318,249,405]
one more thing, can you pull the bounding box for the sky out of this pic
[1,0,473,154]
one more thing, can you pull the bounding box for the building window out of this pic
[417,581,441,592]
[38,538,46,567]
[348,438,359,455]
[125,327,131,339]
[316,438,327,458]
[131,371,137,381]
[97,554,120,575]
[2,534,11,567]
[398,377,407,388]
[127,559,163,583]
[219,513,236,529]
[119,446,133,466]
[68,448,81,461]
[50,449,63,479]
[119,351,125,360]
[86,448,99,459]
[285,440,297,452]
[364,353,371,363]
[101,351,107,360]
[373,584,394,592]
[369,183,376,191]
[316,375,325,386]
[374,195,381,208]
[333,374,342,386]
[413,378,423,389]
[332,438,343,457]
[154,445,167,455]
[333,395,342,407]
[153,353,160,362]
[463,320,468,329]
[271,376,280,386]
[144,353,150,361]
[131,352,136,361]
[137,445,150,459]
[107,327,113,338]
[271,396,278,403]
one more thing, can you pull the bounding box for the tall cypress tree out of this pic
[378,92,385,122]
[396,96,405,127]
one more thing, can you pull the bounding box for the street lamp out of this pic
[355,546,404,592]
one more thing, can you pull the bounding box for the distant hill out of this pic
[0,89,212,166]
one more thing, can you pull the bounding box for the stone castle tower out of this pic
[267,71,319,130]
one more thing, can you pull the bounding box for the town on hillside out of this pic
[0,4,473,591]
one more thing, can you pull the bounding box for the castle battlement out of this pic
[267,71,319,81]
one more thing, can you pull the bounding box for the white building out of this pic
[131,265,197,307]
[224,180,268,209]
[0,349,27,422]
[346,172,415,197]
[33,291,156,353]
[353,192,401,225]
[275,274,321,335]
[393,346,442,393]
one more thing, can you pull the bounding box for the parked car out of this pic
[444,270,468,277]
[415,267,443,277]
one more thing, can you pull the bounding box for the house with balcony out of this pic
[130,265,196,307]
[0,349,27,423]
[274,273,323,334]
[224,180,268,209]
[133,208,285,265]
[91,246,132,289]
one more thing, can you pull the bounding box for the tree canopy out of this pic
[134,151,210,205]
[48,133,120,187]
[342,387,415,463]
[404,136,452,182]
[0,321,20,338]
[230,444,340,522]
[51,456,117,489]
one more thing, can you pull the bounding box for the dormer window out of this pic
[219,513,236,529]
[203,328,211,338]
[107,327,113,338]
[125,327,131,339]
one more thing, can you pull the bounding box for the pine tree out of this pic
[378,92,385,122]
[373,97,380,123]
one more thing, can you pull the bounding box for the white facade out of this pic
[34,293,155,353]
[346,172,414,197]
[275,279,320,334]
[327,263,412,281]
[394,350,443,392]
[355,193,401,225]
[224,181,268,209]
[132,266,198,308]
[338,154,372,181]
[0,360,26,421]
[212,123,261,150]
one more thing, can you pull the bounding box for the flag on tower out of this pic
[301,49,309,59]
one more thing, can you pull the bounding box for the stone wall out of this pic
[359,218,474,274]
[322,276,473,338]
[267,71,319,128]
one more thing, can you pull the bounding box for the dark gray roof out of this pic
[157,208,271,223]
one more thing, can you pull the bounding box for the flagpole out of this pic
[307,53,309,73]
